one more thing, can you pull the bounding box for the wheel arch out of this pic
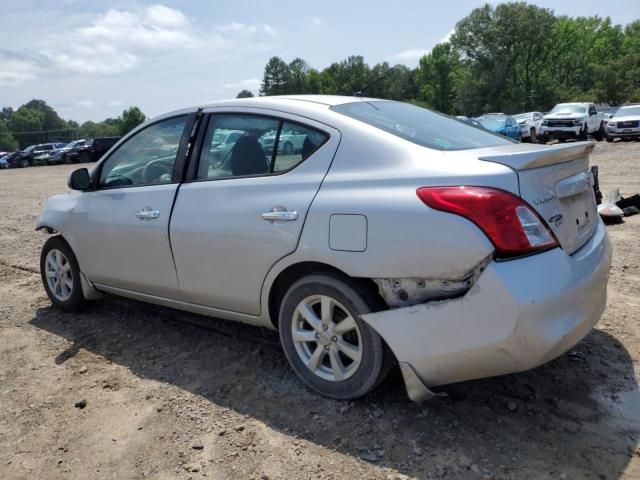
[266,260,386,330]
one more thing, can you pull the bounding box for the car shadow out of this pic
[31,296,639,479]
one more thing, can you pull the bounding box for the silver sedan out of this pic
[37,96,611,401]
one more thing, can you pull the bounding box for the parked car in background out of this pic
[0,152,11,169]
[605,105,640,142]
[456,116,486,129]
[49,139,87,164]
[514,112,543,142]
[37,96,610,402]
[63,137,121,163]
[13,143,59,167]
[539,103,604,142]
[475,114,521,140]
[2,151,20,168]
[259,126,308,155]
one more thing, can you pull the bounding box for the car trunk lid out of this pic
[478,141,597,255]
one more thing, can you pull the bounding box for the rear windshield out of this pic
[331,101,514,151]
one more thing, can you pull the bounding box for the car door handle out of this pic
[261,210,298,222]
[135,208,160,220]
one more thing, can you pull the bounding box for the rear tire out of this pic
[529,128,536,143]
[20,158,31,168]
[278,273,388,400]
[40,236,87,312]
[79,151,91,163]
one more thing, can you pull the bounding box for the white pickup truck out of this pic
[539,102,604,142]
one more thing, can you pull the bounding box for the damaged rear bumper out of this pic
[362,220,612,402]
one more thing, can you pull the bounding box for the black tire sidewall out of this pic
[278,274,385,400]
[40,236,86,312]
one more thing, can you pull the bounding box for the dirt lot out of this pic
[1,141,639,480]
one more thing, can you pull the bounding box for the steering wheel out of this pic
[142,158,174,184]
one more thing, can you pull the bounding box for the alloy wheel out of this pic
[44,249,74,301]
[291,295,363,382]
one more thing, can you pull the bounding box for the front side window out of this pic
[196,115,328,180]
[99,116,186,188]
[332,101,514,151]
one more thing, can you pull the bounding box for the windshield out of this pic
[332,101,513,151]
[514,113,532,121]
[551,104,587,114]
[614,106,640,117]
[477,116,507,129]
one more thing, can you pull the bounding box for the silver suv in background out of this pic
[605,105,640,142]
[540,102,604,142]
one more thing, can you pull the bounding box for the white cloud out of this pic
[440,28,455,43]
[76,100,95,108]
[77,6,196,49]
[0,5,280,85]
[42,44,138,75]
[388,48,430,63]
[312,17,323,26]
[224,78,261,91]
[108,100,124,107]
[0,53,42,87]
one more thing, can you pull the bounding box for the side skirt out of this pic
[93,283,271,328]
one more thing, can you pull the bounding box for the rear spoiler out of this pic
[479,141,595,171]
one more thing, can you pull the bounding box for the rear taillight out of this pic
[416,186,558,258]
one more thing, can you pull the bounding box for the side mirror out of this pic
[68,168,91,191]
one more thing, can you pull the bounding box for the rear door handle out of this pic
[135,208,160,220]
[261,209,298,222]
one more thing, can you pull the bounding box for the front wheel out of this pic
[578,126,588,141]
[594,123,604,141]
[529,128,537,143]
[278,273,389,399]
[20,158,31,168]
[40,236,87,312]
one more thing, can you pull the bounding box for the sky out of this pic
[1,0,638,123]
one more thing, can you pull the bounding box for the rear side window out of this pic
[332,101,514,151]
[273,122,328,172]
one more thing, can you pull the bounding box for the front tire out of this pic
[278,273,388,400]
[40,236,87,312]
[578,125,588,141]
[594,123,604,141]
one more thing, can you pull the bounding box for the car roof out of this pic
[155,95,381,120]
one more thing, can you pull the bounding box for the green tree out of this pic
[236,89,254,98]
[0,120,18,151]
[452,3,557,113]
[118,107,146,136]
[79,121,120,139]
[288,58,310,94]
[260,57,291,96]
[416,43,461,113]
[7,106,45,147]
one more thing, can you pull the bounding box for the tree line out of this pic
[252,3,639,116]
[0,100,146,151]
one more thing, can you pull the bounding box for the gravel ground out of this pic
[1,141,639,480]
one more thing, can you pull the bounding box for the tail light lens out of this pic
[416,186,558,258]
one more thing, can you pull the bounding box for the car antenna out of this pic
[353,75,386,97]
